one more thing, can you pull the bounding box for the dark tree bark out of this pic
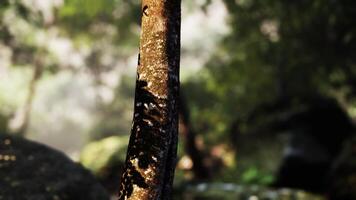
[117,0,181,199]
[179,94,210,180]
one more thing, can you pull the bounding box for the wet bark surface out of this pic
[117,0,181,199]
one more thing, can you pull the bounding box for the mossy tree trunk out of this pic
[118,0,181,199]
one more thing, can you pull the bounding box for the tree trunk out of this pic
[117,0,181,199]
[14,58,42,137]
[179,93,210,180]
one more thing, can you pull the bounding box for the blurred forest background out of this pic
[1,0,356,199]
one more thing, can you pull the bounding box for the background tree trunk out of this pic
[179,93,211,180]
[117,0,181,199]
[12,58,43,137]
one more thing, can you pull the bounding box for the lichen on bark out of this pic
[117,0,181,199]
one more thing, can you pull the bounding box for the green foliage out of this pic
[80,135,129,176]
[223,0,356,97]
[241,167,274,185]
[58,0,141,48]
[184,0,356,152]
[60,0,118,18]
[59,0,117,33]
[1,0,356,191]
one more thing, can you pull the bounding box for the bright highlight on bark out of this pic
[117,0,181,199]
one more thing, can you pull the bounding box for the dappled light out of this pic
[1,0,356,199]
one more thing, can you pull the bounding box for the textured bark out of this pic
[117,0,181,199]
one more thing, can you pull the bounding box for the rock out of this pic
[327,136,356,200]
[179,183,324,200]
[0,134,110,200]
